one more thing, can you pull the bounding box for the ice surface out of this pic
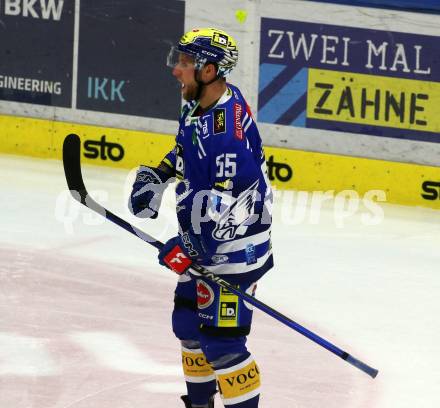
[1,154,439,407]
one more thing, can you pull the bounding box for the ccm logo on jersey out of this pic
[234,103,243,140]
[164,245,192,274]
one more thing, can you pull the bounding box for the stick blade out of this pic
[63,133,87,202]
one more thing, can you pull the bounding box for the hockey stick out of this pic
[62,133,379,379]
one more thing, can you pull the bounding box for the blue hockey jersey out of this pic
[163,84,273,279]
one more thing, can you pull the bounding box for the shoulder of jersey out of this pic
[212,84,254,142]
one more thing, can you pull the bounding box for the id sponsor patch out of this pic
[218,286,239,327]
[220,302,237,320]
[197,280,214,309]
[214,108,226,134]
[212,32,229,48]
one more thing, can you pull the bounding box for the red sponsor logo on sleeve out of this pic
[234,103,243,140]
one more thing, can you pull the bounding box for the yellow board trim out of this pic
[0,114,174,169]
[0,114,439,209]
[265,145,440,209]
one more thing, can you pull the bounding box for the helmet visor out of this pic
[166,46,195,69]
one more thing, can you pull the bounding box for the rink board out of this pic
[1,114,439,209]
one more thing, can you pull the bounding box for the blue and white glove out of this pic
[158,229,211,274]
[129,165,172,219]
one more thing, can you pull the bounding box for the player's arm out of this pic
[128,137,180,219]
[156,101,194,178]
[128,164,174,219]
[157,121,218,274]
[158,146,177,177]
[129,101,195,219]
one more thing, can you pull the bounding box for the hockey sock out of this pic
[215,355,260,407]
[182,346,217,406]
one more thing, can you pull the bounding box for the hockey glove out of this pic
[158,229,210,274]
[129,165,172,219]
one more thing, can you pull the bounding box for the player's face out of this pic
[172,53,199,101]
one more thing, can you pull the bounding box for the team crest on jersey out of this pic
[213,108,226,134]
[212,180,259,241]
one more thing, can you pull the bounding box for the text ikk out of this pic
[87,77,126,103]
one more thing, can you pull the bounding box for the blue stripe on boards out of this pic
[258,63,286,93]
[258,65,304,110]
[258,68,308,124]
[276,92,308,126]
[291,109,307,128]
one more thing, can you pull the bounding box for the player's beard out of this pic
[182,81,200,102]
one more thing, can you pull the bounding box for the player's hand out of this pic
[129,165,171,219]
[158,230,209,274]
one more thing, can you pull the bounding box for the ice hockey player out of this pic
[129,28,273,408]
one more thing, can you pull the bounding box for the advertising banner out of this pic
[258,18,440,143]
[317,0,440,14]
[76,0,185,120]
[2,113,439,210]
[0,0,74,107]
